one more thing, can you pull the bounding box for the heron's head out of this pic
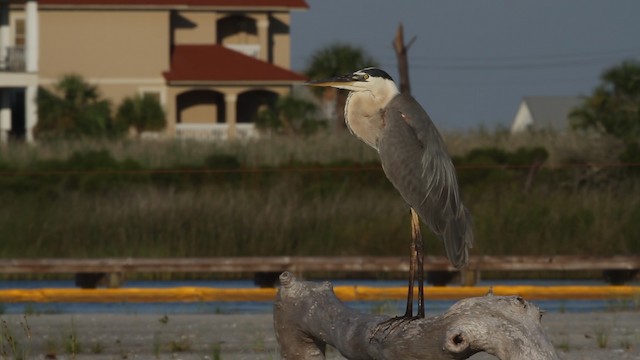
[307,67,399,96]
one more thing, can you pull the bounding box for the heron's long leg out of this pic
[411,208,425,318]
[369,209,422,335]
[404,221,416,318]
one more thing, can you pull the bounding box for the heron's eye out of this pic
[353,73,368,81]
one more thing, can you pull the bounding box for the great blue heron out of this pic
[308,67,473,318]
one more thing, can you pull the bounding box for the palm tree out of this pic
[36,74,113,139]
[305,43,378,131]
[115,94,166,138]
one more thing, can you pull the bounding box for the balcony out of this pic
[0,46,26,72]
[175,123,258,141]
[223,44,260,59]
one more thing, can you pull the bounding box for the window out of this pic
[14,19,25,46]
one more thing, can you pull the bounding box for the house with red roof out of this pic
[0,0,308,141]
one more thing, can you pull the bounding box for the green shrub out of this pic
[115,93,166,137]
[36,74,117,139]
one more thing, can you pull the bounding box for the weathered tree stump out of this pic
[274,272,559,360]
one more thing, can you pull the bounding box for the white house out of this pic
[0,0,39,142]
[0,0,309,143]
[510,96,583,134]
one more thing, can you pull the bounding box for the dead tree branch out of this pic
[393,22,414,95]
[274,272,559,360]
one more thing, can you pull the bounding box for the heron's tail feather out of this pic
[443,206,474,269]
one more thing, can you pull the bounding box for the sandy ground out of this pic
[0,311,639,359]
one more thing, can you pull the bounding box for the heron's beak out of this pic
[306,75,358,90]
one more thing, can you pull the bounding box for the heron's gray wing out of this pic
[378,94,473,268]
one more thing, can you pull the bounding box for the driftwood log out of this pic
[274,272,559,360]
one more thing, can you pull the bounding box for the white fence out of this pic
[175,123,258,140]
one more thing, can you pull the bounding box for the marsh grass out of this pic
[2,174,636,260]
[444,128,624,165]
[152,331,162,358]
[0,131,637,264]
[555,335,571,352]
[1,130,623,168]
[620,338,633,351]
[593,327,610,349]
[64,320,81,357]
[90,340,105,354]
[211,342,222,360]
[168,335,192,352]
[0,132,380,168]
[0,181,409,258]
[0,317,32,360]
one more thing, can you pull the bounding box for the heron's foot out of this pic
[369,314,421,343]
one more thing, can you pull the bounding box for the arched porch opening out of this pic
[237,89,278,124]
[176,89,225,124]
[175,89,227,140]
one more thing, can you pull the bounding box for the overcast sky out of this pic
[290,1,640,131]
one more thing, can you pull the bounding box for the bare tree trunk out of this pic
[274,272,559,360]
[393,23,416,96]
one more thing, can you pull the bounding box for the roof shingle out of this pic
[163,45,307,84]
[39,0,308,9]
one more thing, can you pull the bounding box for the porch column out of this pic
[25,85,37,142]
[257,18,269,62]
[224,93,237,140]
[0,0,9,68]
[166,87,177,137]
[0,90,10,143]
[25,0,38,72]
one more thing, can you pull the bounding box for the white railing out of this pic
[0,46,26,72]
[235,123,259,139]
[175,123,258,141]
[176,123,228,140]
[223,44,260,58]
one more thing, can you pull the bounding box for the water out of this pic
[0,278,637,315]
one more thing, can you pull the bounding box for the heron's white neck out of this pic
[344,80,400,150]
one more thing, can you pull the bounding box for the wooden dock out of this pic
[0,255,638,287]
[1,255,638,273]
